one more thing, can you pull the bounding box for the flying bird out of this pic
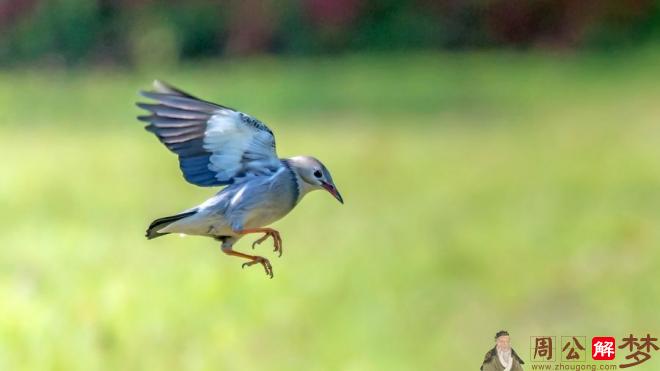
[137,80,343,278]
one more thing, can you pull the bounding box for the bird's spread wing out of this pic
[137,80,281,187]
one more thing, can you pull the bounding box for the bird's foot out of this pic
[251,229,283,257]
[242,255,273,278]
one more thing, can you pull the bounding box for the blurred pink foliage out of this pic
[0,0,36,28]
[304,0,361,28]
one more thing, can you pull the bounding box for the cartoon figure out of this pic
[481,330,525,371]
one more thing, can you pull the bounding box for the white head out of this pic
[286,156,343,204]
[496,332,511,352]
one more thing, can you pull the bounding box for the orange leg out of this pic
[222,249,273,278]
[239,228,283,257]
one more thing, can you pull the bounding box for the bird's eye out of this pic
[313,170,322,178]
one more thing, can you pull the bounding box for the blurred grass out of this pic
[1,52,659,370]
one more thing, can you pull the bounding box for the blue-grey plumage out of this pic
[158,164,298,239]
[138,81,343,278]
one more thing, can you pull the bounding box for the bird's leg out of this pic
[240,228,283,257]
[221,248,273,278]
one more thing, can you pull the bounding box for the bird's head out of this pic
[287,156,343,204]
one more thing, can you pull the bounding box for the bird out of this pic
[136,80,343,278]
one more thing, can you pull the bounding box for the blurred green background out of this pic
[1,1,660,370]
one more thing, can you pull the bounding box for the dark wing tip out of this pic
[139,81,236,112]
[139,90,163,100]
[152,80,197,98]
[135,102,152,110]
[137,114,153,122]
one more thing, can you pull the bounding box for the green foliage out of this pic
[166,3,226,58]
[1,53,659,370]
[585,1,660,50]
[3,1,660,65]
[2,0,102,65]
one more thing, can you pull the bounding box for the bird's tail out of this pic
[145,210,197,239]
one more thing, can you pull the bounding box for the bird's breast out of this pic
[242,196,295,228]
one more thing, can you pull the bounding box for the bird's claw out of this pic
[242,256,273,278]
[251,230,283,257]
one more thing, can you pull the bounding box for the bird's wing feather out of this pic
[137,80,281,187]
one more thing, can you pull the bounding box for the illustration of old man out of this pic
[481,330,525,371]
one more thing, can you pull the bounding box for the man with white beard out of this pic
[480,330,525,371]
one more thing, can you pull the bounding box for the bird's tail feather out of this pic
[145,210,197,239]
